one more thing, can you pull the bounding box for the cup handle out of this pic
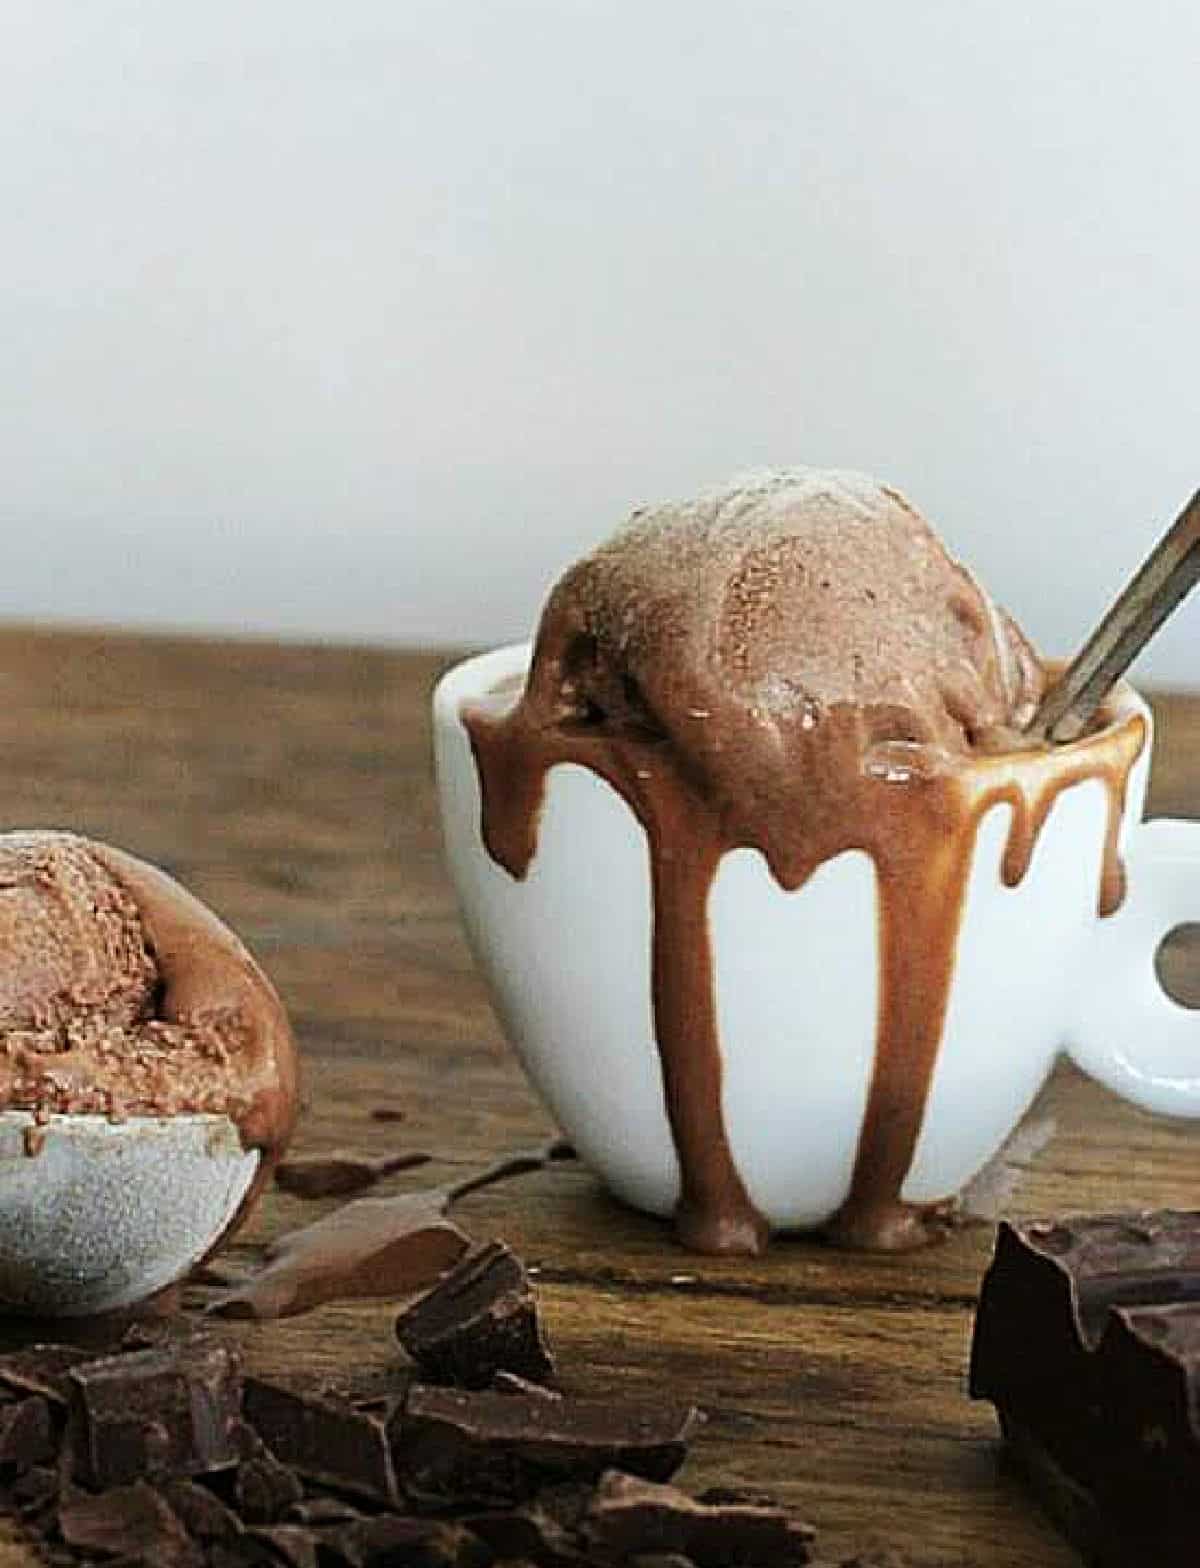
[1066,818,1200,1115]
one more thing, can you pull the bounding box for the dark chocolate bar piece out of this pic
[243,1376,401,1505]
[396,1384,701,1505]
[970,1211,1200,1565]
[396,1239,555,1389]
[66,1339,243,1488]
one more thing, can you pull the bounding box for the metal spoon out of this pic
[1029,488,1200,743]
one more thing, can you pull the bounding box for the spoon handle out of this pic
[1030,488,1200,743]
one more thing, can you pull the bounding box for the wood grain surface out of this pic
[0,627,1197,1566]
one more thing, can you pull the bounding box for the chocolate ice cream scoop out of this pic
[0,831,298,1315]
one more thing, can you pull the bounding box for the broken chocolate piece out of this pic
[970,1211,1200,1565]
[243,1377,400,1505]
[58,1480,199,1566]
[161,1477,245,1543]
[0,1396,53,1469]
[318,1515,491,1568]
[0,1344,97,1406]
[396,1385,701,1505]
[245,1524,319,1568]
[396,1240,555,1389]
[234,1451,305,1525]
[583,1469,816,1565]
[66,1340,242,1488]
[461,1499,589,1566]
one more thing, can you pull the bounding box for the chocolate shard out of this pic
[243,1377,400,1506]
[396,1240,555,1390]
[58,1480,200,1567]
[0,1395,54,1470]
[396,1385,701,1505]
[65,1339,243,1489]
[160,1477,245,1543]
[317,1515,492,1568]
[234,1451,305,1525]
[583,1469,816,1566]
[970,1210,1200,1564]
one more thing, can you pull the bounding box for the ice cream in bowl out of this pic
[0,831,298,1314]
[435,468,1200,1255]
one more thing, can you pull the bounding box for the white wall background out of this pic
[3,2,1198,683]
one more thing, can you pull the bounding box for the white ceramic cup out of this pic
[434,643,1200,1233]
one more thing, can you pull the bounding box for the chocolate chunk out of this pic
[245,1524,319,1568]
[243,1377,400,1505]
[396,1385,701,1505]
[0,1396,54,1469]
[66,1340,243,1488]
[234,1452,305,1525]
[160,1477,245,1543]
[396,1241,555,1389]
[583,1470,816,1565]
[58,1480,199,1566]
[317,1516,491,1568]
[970,1211,1200,1564]
[0,1344,97,1406]
[461,1500,588,1565]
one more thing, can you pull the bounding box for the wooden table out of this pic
[0,627,1197,1567]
